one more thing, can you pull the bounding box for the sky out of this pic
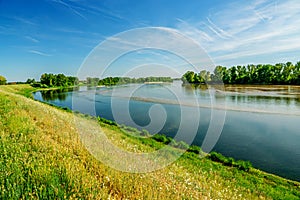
[0,0,300,81]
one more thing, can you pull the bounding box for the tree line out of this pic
[30,73,79,88]
[182,61,300,85]
[95,76,173,86]
[28,74,173,88]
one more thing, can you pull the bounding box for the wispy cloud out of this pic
[13,16,37,26]
[79,27,215,79]
[176,0,300,65]
[176,18,213,43]
[28,50,52,56]
[48,0,128,23]
[206,17,232,39]
[49,0,87,20]
[82,4,126,21]
[25,36,39,43]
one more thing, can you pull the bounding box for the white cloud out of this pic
[28,50,52,57]
[49,0,87,20]
[206,18,232,39]
[78,27,215,79]
[13,17,37,26]
[176,0,300,65]
[25,36,39,43]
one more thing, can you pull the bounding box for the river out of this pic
[33,81,300,181]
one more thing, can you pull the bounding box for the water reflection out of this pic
[40,87,78,101]
[180,84,300,114]
[226,94,299,107]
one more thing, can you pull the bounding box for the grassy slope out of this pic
[0,85,299,200]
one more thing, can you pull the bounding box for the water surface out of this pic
[33,82,300,181]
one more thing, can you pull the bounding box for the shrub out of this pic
[236,160,252,172]
[187,145,202,154]
[141,129,150,137]
[152,134,169,144]
[123,126,139,133]
[209,152,252,172]
[62,107,72,112]
[97,116,117,126]
[120,125,142,136]
[209,152,225,162]
[176,141,189,150]
[224,157,235,166]
[169,139,178,147]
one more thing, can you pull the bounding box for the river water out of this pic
[33,81,300,181]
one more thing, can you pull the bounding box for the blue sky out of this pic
[0,0,300,81]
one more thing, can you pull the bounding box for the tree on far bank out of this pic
[38,73,79,87]
[182,61,300,85]
[26,78,36,84]
[0,75,7,85]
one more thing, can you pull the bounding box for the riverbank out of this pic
[1,84,299,199]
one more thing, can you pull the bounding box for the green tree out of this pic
[229,66,237,84]
[182,71,196,83]
[182,61,300,85]
[39,73,78,87]
[0,75,7,85]
[198,70,207,83]
[87,77,99,85]
[292,62,300,84]
[67,76,79,86]
[40,73,54,87]
[56,74,67,86]
[26,78,36,84]
[212,66,224,82]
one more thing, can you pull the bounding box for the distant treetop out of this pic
[0,75,7,85]
[182,61,300,85]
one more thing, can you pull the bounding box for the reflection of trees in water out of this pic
[182,84,226,99]
[182,84,209,96]
[182,84,196,96]
[40,88,77,101]
[182,83,298,106]
[227,94,296,106]
[87,85,95,90]
[297,97,300,104]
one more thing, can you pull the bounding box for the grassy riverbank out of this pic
[0,84,299,199]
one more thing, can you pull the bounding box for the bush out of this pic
[123,126,139,133]
[152,134,169,144]
[176,141,189,150]
[209,152,252,172]
[141,129,150,137]
[209,152,226,162]
[169,139,178,147]
[31,83,48,88]
[61,107,72,113]
[187,145,202,154]
[97,116,117,126]
[151,135,190,150]
[119,125,142,136]
[236,160,252,172]
[224,157,235,166]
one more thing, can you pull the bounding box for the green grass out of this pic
[0,84,299,199]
